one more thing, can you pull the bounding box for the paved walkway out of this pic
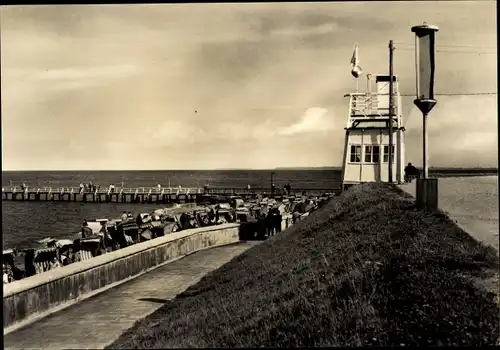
[399,176,499,252]
[4,242,260,350]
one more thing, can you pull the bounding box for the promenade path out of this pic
[399,176,499,252]
[4,241,260,350]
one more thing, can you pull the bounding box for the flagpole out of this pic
[350,43,362,94]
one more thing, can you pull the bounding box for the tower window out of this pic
[350,145,361,163]
[365,145,380,163]
[383,145,395,163]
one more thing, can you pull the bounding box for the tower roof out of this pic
[375,75,398,82]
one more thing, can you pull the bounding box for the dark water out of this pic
[2,170,340,189]
[2,170,341,249]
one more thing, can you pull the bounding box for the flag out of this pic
[350,44,363,78]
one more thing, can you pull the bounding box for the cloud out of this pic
[150,119,282,147]
[453,132,497,151]
[402,94,497,167]
[278,107,334,136]
[150,121,204,145]
[38,64,140,91]
[1,3,497,170]
[37,64,139,81]
[270,23,339,38]
[404,95,497,133]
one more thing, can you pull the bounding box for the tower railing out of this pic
[344,92,403,128]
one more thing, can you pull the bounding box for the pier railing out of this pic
[1,186,204,195]
[2,186,338,196]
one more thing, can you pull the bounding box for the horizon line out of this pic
[1,167,343,172]
[1,166,498,172]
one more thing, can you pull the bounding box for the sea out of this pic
[2,169,339,249]
[2,170,498,251]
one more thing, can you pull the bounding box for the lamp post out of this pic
[388,40,395,183]
[411,22,439,211]
[270,171,276,197]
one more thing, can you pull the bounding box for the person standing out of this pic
[404,163,419,183]
[81,220,93,238]
[98,221,110,252]
[73,249,82,263]
[49,256,61,270]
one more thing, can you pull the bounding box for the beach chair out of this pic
[124,234,134,245]
[80,250,87,261]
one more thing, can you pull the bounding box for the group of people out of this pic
[81,218,119,250]
[15,181,125,194]
[34,256,64,274]
[79,182,100,194]
[3,263,13,284]
[5,190,323,284]
[78,183,121,194]
[6,209,163,284]
[203,184,211,193]
[80,210,146,251]
[270,183,292,196]
[283,183,292,195]
[4,248,70,284]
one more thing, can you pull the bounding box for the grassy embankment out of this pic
[108,183,499,348]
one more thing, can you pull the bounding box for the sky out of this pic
[1,1,497,170]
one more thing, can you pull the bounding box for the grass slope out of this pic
[108,183,499,348]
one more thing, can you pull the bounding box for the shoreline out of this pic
[3,193,321,286]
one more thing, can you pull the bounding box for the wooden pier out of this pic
[1,186,339,204]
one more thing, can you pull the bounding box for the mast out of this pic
[388,40,395,183]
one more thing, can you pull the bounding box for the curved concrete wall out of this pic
[3,223,240,333]
[4,214,294,333]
